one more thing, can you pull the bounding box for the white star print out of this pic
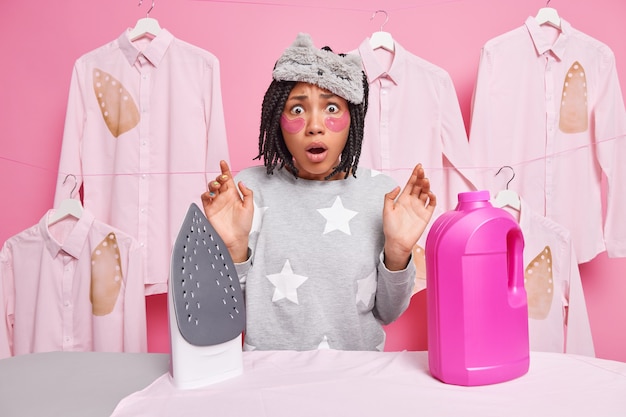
[317,196,358,235]
[251,200,268,233]
[318,335,331,350]
[356,270,377,308]
[370,168,382,177]
[266,260,308,304]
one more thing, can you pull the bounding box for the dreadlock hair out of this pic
[255,48,369,180]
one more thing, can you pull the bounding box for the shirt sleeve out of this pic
[122,240,148,353]
[439,72,478,205]
[594,48,626,258]
[234,256,252,293]
[0,242,15,359]
[202,55,230,184]
[374,251,416,325]
[54,60,86,205]
[563,240,596,356]
[467,45,497,193]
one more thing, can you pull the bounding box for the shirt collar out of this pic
[118,28,174,68]
[40,209,96,259]
[357,38,405,86]
[524,16,571,60]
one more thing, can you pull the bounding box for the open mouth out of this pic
[306,142,328,153]
[305,142,328,162]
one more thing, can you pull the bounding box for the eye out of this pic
[326,104,340,114]
[290,105,304,115]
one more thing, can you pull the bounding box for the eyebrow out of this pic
[287,92,337,101]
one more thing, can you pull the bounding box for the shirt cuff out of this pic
[379,250,414,273]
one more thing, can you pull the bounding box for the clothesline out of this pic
[189,0,465,13]
[1,133,623,179]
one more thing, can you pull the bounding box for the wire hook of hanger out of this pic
[370,10,389,32]
[546,0,551,6]
[138,0,155,18]
[63,174,78,198]
[495,166,515,190]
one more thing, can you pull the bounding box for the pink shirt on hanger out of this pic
[0,210,146,359]
[513,198,595,356]
[53,29,230,294]
[354,39,477,215]
[354,39,477,293]
[469,17,626,263]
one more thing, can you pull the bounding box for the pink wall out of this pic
[1,0,625,361]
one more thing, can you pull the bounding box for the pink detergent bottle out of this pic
[425,190,529,386]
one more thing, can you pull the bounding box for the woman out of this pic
[202,33,436,351]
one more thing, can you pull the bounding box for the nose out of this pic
[306,110,325,136]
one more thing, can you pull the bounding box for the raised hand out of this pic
[201,160,254,263]
[382,163,437,271]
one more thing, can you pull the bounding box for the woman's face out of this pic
[280,82,351,180]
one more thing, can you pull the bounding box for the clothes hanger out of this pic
[48,174,84,225]
[369,10,395,52]
[535,0,561,29]
[128,0,161,41]
[491,166,521,211]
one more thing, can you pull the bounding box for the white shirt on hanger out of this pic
[518,197,595,356]
[0,209,147,358]
[468,17,626,262]
[53,29,230,294]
